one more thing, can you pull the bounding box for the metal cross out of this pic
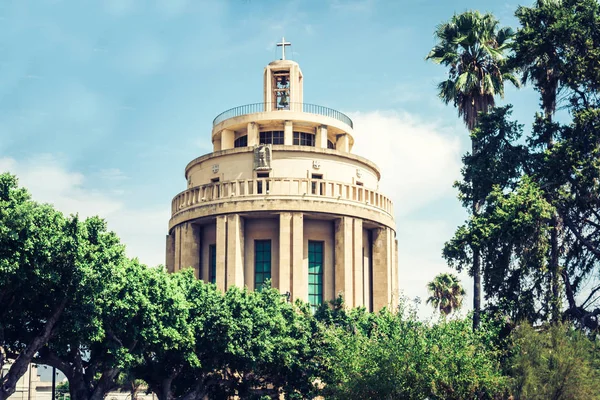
[276,37,291,60]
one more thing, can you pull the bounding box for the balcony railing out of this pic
[172,177,392,216]
[212,102,354,128]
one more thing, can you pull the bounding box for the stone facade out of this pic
[166,58,398,311]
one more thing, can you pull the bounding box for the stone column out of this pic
[221,129,234,150]
[316,125,328,149]
[284,120,293,145]
[226,214,244,289]
[173,225,182,272]
[393,237,399,309]
[213,138,221,152]
[372,227,391,310]
[278,212,292,295]
[334,217,353,306]
[336,134,350,153]
[291,212,305,302]
[165,233,175,273]
[248,122,259,146]
[216,215,227,291]
[179,222,201,278]
[353,219,364,308]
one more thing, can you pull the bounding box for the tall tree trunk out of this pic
[0,297,67,400]
[472,201,482,331]
[545,108,561,323]
[472,136,482,331]
[549,214,561,322]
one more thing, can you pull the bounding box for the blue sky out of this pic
[1,0,544,318]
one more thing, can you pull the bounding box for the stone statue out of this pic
[254,145,272,171]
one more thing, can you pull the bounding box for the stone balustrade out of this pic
[171,178,393,218]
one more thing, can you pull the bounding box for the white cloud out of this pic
[0,156,169,267]
[397,217,472,318]
[350,110,463,216]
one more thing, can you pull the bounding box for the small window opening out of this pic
[257,172,270,194]
[311,174,324,195]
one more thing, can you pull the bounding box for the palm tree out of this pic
[426,11,518,130]
[426,11,518,329]
[427,273,466,316]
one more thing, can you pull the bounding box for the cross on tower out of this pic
[276,37,291,60]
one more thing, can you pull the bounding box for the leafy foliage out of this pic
[510,323,600,399]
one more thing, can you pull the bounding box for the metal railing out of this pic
[212,102,354,128]
[172,177,393,217]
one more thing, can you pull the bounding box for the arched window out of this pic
[234,135,248,148]
[293,132,315,147]
[327,140,335,149]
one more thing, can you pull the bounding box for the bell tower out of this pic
[264,38,303,111]
[167,39,399,312]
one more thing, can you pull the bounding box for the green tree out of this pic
[427,11,518,329]
[136,281,327,400]
[322,302,508,399]
[510,322,600,399]
[0,173,104,400]
[34,257,193,400]
[426,273,466,316]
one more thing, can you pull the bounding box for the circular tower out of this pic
[166,52,398,311]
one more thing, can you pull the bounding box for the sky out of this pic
[0,0,545,318]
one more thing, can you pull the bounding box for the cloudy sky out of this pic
[1,0,543,318]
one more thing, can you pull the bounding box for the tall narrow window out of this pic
[308,241,324,308]
[208,244,216,284]
[327,140,335,149]
[254,240,272,290]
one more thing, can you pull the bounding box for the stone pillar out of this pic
[173,225,182,272]
[284,120,293,145]
[165,233,175,273]
[334,217,353,306]
[353,219,364,308]
[226,214,244,289]
[221,129,234,150]
[180,222,201,278]
[291,212,305,302]
[216,215,227,291]
[248,122,259,146]
[279,212,292,295]
[336,134,350,153]
[372,227,392,310]
[392,237,399,309]
[213,138,221,152]
[316,125,328,149]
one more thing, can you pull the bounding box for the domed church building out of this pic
[166,39,398,311]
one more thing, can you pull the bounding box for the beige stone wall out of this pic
[186,147,379,189]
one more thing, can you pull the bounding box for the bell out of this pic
[279,94,289,107]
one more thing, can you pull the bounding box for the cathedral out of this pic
[166,40,398,311]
